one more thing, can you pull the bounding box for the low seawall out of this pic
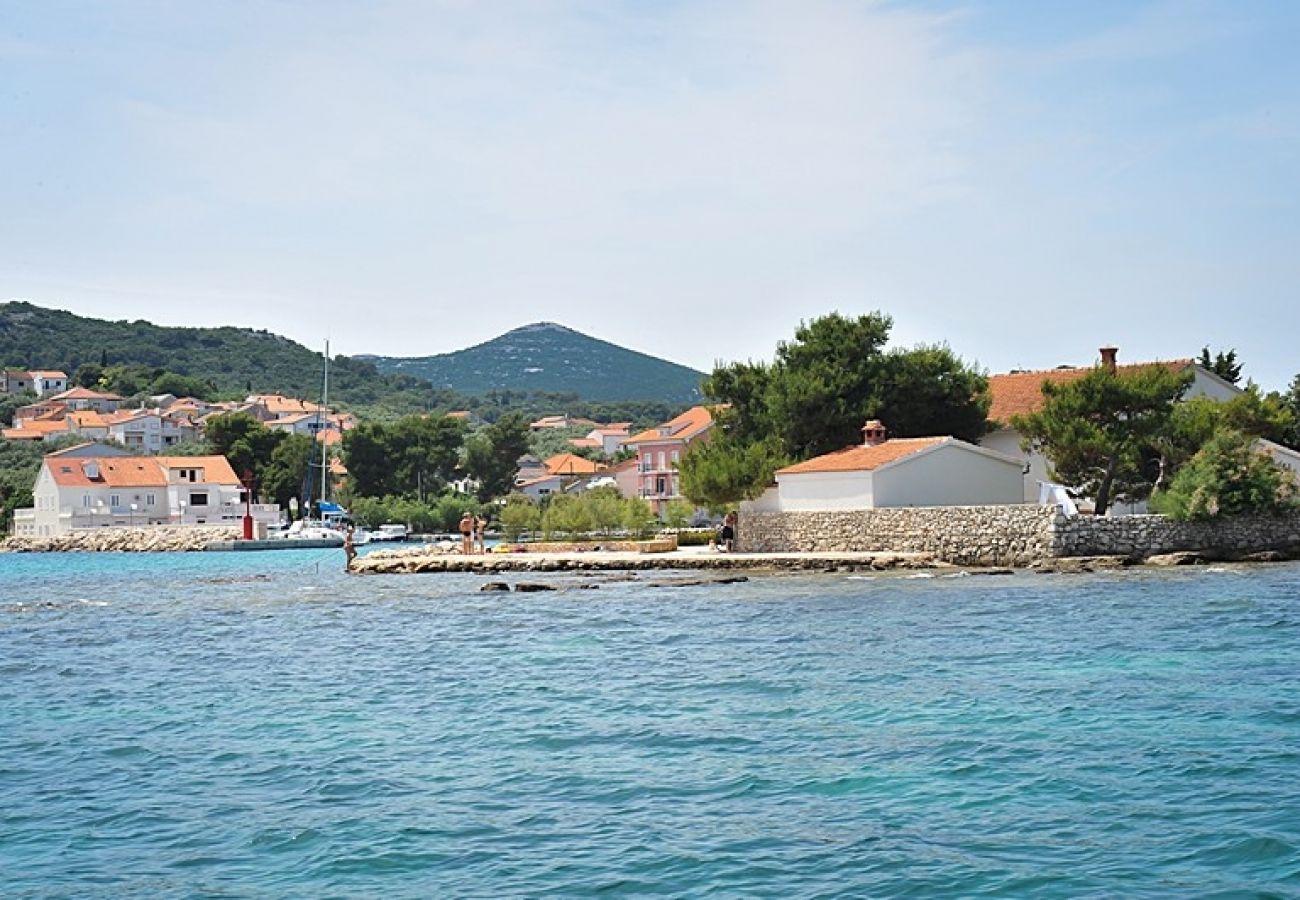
[738,506,1058,566]
[1054,511,1300,559]
[1,525,240,553]
[739,506,1300,566]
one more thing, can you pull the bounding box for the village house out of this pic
[29,370,69,397]
[529,414,598,432]
[46,387,125,413]
[568,423,632,456]
[623,405,715,514]
[1,369,34,394]
[744,420,1026,514]
[12,444,279,538]
[981,346,1243,506]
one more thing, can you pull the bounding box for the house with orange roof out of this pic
[47,387,124,413]
[29,370,68,397]
[529,414,599,432]
[65,410,111,441]
[745,420,1025,513]
[543,452,603,476]
[15,448,279,538]
[1,417,73,442]
[12,399,67,426]
[623,405,716,514]
[980,345,1243,504]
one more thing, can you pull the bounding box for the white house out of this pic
[1260,439,1300,489]
[981,346,1244,505]
[29,370,69,397]
[744,421,1026,513]
[13,446,279,538]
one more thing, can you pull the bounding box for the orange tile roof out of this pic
[247,394,322,415]
[45,454,241,488]
[544,453,603,475]
[988,360,1194,423]
[67,411,109,428]
[49,387,124,402]
[568,437,602,449]
[29,370,67,379]
[4,419,71,439]
[624,406,715,445]
[777,437,947,475]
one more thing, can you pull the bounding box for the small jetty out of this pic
[350,546,949,575]
[206,537,344,552]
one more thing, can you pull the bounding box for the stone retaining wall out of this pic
[738,506,1059,566]
[739,506,1300,565]
[0,525,239,553]
[1053,511,1300,559]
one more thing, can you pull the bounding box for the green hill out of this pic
[0,301,457,415]
[360,322,705,403]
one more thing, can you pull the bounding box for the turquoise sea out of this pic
[2,550,1298,897]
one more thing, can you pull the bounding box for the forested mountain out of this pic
[0,301,454,416]
[360,322,705,403]
[0,303,692,423]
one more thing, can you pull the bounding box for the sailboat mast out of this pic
[319,340,330,512]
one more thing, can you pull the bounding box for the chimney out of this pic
[1099,346,1118,373]
[861,419,888,447]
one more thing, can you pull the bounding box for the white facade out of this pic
[32,372,68,396]
[16,456,279,538]
[759,440,1026,513]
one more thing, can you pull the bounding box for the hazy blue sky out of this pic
[2,1,1297,388]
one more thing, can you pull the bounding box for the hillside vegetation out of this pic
[361,322,705,403]
[0,303,690,422]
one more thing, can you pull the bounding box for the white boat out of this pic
[284,520,342,542]
[370,523,409,542]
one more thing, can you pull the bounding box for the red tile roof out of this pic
[49,387,123,402]
[624,406,715,445]
[776,437,947,475]
[45,454,241,488]
[544,453,603,475]
[987,360,1194,424]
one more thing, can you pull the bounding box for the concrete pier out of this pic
[206,538,344,551]
[350,546,947,575]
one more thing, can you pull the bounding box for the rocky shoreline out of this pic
[1,526,239,553]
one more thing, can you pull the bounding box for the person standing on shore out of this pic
[720,512,737,553]
[344,525,357,571]
[475,515,488,554]
[459,511,475,554]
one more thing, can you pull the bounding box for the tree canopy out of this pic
[681,311,989,508]
[1013,365,1193,515]
[1151,429,1296,520]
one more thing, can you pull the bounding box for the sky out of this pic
[2,1,1297,389]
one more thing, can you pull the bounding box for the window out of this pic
[146,494,155,506]
[110,495,120,507]
[82,495,91,508]
[656,476,667,495]
[657,451,666,471]
[189,492,209,507]
[671,450,679,466]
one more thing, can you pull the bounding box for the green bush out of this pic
[1151,429,1296,521]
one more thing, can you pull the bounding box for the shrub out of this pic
[1151,430,1296,521]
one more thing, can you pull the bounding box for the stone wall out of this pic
[0,525,239,553]
[739,506,1300,565]
[738,506,1059,567]
[1053,511,1300,559]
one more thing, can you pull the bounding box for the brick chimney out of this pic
[1099,346,1118,373]
[861,419,888,447]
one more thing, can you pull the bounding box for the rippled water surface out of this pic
[2,551,1299,897]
